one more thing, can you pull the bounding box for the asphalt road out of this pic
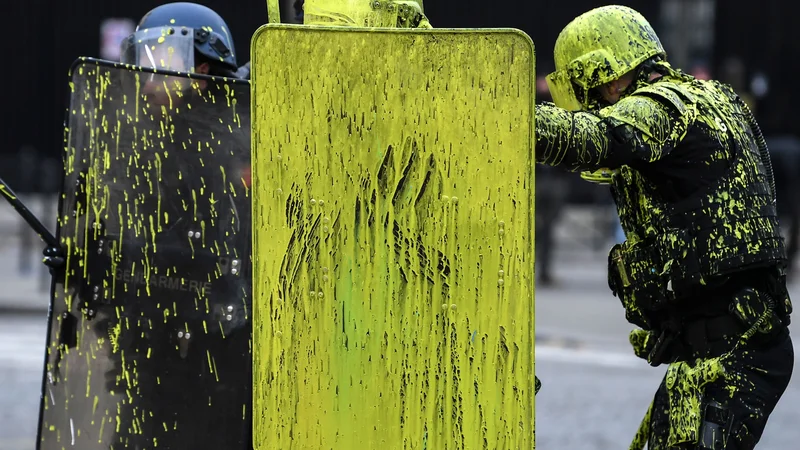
[0,315,48,450]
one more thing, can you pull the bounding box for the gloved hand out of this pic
[629,328,657,360]
[580,167,617,184]
[535,376,542,394]
[234,61,251,80]
[393,1,432,28]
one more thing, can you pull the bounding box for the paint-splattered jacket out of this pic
[536,74,788,330]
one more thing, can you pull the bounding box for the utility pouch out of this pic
[608,239,670,329]
[658,227,704,290]
[697,400,734,449]
[665,357,727,447]
[779,293,793,326]
[766,267,793,326]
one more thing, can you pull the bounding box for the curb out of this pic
[0,303,50,316]
[0,292,51,315]
[535,333,586,350]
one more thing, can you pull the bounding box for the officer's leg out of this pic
[535,171,568,286]
[644,331,792,449]
[645,375,672,450]
[536,205,558,285]
[694,331,793,449]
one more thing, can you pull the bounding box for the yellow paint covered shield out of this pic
[251,25,536,449]
[38,58,253,449]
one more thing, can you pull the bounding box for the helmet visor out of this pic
[120,26,196,72]
[545,69,583,111]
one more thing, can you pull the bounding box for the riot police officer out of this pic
[100,3,252,449]
[536,5,793,449]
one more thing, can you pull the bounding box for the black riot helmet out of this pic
[121,2,238,76]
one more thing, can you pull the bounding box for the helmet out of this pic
[302,0,429,28]
[121,2,237,74]
[545,5,665,111]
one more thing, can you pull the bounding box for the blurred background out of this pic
[1,0,798,449]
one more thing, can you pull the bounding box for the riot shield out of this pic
[251,26,536,449]
[37,58,252,450]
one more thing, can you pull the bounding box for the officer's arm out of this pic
[535,93,685,172]
[535,103,613,171]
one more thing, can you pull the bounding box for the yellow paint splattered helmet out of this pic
[303,0,430,28]
[546,5,666,111]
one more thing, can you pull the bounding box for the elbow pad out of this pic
[599,83,697,163]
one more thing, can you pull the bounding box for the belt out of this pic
[645,313,745,366]
[681,314,746,356]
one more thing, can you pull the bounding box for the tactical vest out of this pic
[605,78,787,330]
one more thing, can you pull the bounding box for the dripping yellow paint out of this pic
[251,25,536,449]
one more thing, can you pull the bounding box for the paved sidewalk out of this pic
[0,194,57,314]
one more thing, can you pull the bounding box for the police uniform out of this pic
[537,5,793,449]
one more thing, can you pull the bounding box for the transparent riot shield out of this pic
[250,26,536,449]
[37,58,252,450]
